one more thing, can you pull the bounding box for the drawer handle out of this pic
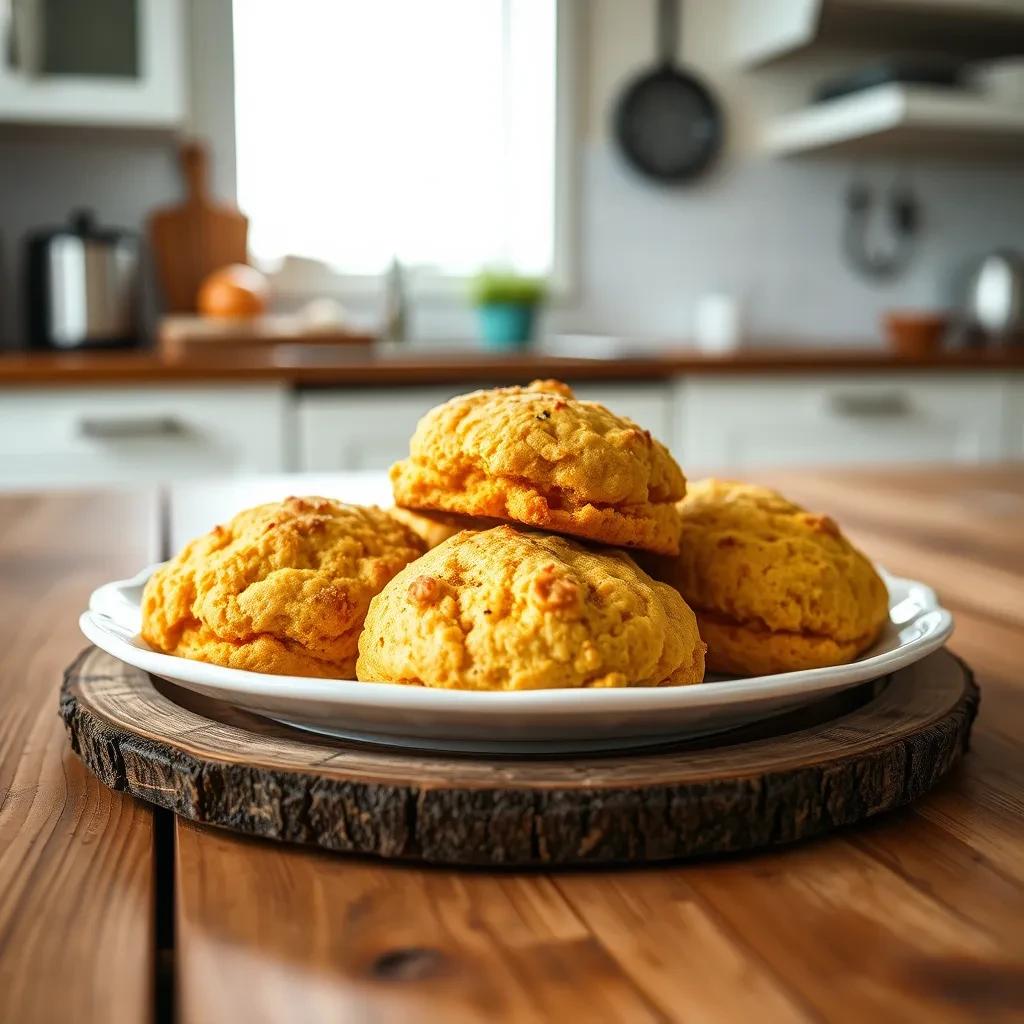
[827,392,911,418]
[76,415,186,440]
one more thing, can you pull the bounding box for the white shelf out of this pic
[764,84,1024,156]
[732,0,1024,69]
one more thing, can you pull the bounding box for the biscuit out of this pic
[390,380,686,555]
[642,480,889,676]
[141,497,426,678]
[387,507,500,550]
[356,525,705,690]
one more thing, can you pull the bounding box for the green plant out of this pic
[470,270,548,307]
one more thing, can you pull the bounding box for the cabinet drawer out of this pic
[676,374,1008,471]
[0,386,289,489]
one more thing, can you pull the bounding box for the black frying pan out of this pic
[613,0,722,184]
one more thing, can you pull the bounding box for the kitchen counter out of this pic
[1,465,1022,1022]
[1,345,1023,387]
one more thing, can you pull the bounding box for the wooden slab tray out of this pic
[60,646,978,867]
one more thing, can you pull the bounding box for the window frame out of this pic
[228,0,581,304]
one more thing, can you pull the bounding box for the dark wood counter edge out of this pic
[2,348,1023,387]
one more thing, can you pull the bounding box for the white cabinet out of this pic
[0,0,185,127]
[296,382,675,472]
[297,387,463,472]
[1007,377,1024,457]
[0,386,289,489]
[675,374,1011,472]
[2,373,1016,492]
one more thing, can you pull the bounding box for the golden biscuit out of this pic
[356,525,705,690]
[387,507,501,550]
[141,497,425,678]
[642,480,889,676]
[390,380,686,555]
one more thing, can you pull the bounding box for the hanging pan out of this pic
[613,0,722,184]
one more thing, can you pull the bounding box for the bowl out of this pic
[883,311,949,358]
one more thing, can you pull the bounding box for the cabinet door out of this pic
[676,374,1009,472]
[0,0,185,127]
[0,386,288,489]
[297,387,464,472]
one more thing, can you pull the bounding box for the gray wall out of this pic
[0,130,180,346]
[560,149,1024,342]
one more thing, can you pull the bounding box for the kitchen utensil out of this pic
[25,209,140,350]
[82,561,952,753]
[883,310,950,357]
[613,0,722,184]
[64,644,973,865]
[964,249,1024,340]
[843,178,919,281]
[148,142,248,314]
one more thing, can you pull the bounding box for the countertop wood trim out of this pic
[1,347,1022,387]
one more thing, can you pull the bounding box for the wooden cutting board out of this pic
[158,315,376,361]
[148,142,249,313]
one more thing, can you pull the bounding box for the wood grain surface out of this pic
[170,466,1024,1023]
[3,466,1024,1022]
[61,649,977,866]
[0,492,160,1024]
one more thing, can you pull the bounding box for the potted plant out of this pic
[470,270,547,349]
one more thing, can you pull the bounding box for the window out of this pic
[232,0,561,286]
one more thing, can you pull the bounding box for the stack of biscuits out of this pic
[142,380,889,689]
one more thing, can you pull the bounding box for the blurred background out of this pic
[0,0,1022,490]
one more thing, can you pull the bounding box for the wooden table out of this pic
[1,466,1023,1023]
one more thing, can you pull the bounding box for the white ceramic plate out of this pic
[79,564,953,753]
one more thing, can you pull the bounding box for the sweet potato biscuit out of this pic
[141,497,426,678]
[390,380,686,555]
[643,480,889,676]
[356,525,705,690]
[387,507,501,550]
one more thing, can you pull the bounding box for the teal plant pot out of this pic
[477,303,536,350]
